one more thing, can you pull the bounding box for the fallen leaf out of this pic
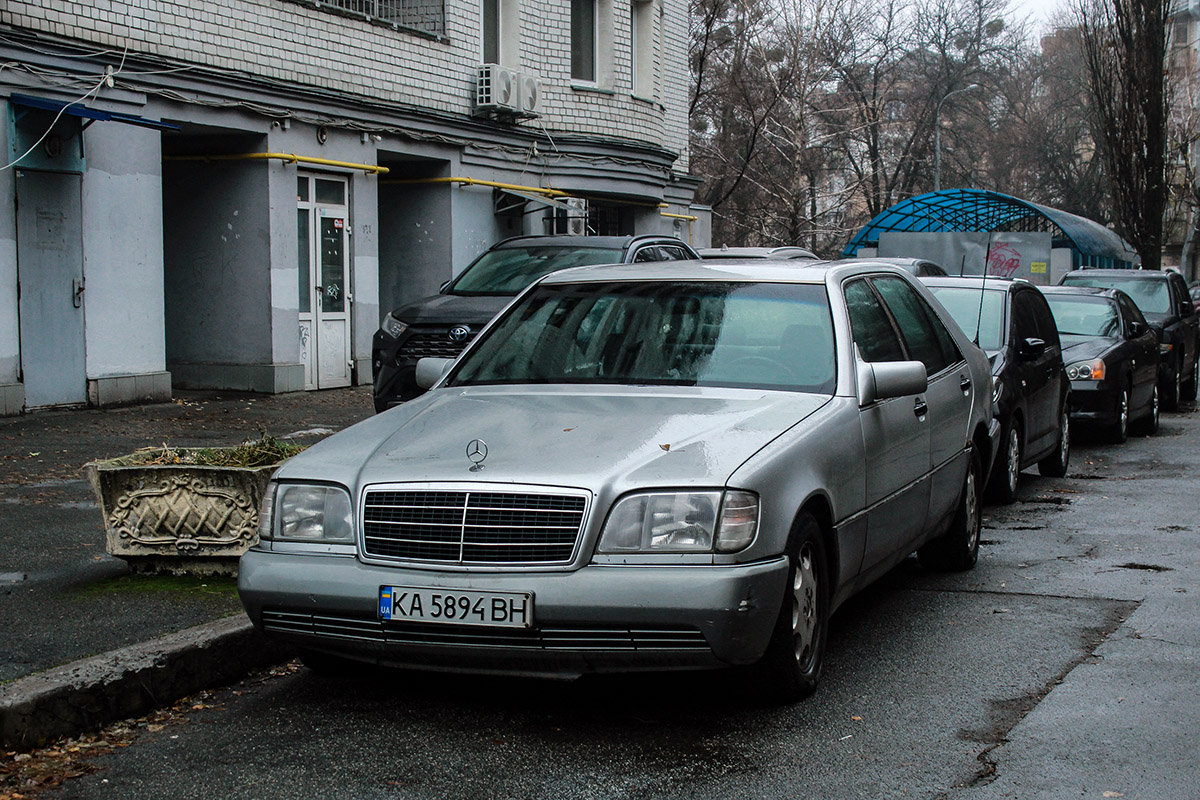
[1102,793,1124,798]
[851,716,862,721]
[659,444,671,451]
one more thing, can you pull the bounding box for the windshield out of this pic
[1061,274,1170,314]
[449,246,624,295]
[926,287,1006,351]
[1045,295,1121,337]
[448,281,837,393]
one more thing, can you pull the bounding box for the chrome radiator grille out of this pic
[363,489,587,564]
[398,331,473,359]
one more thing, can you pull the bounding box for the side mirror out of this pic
[1017,337,1047,359]
[859,360,928,405]
[1129,320,1147,338]
[415,357,454,389]
[1182,299,1195,318]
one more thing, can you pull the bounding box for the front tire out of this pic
[750,513,829,703]
[1038,399,1071,478]
[1163,362,1182,411]
[919,448,982,572]
[1183,359,1198,402]
[988,420,1022,503]
[1108,385,1130,443]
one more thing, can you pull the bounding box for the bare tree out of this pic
[1076,0,1171,269]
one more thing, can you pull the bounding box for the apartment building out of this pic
[0,0,703,413]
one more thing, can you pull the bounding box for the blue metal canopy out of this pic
[842,189,1138,268]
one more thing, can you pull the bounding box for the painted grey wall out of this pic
[878,231,991,275]
[0,100,18,383]
[81,121,166,378]
[987,232,1053,285]
[163,159,272,365]
[451,184,504,275]
[378,182,454,313]
[350,172,380,372]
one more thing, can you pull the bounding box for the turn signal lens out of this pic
[381,312,408,339]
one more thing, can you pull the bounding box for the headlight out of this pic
[1066,359,1105,381]
[259,483,354,542]
[596,490,758,554]
[380,312,407,339]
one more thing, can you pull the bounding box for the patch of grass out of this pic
[105,435,306,468]
[73,574,240,599]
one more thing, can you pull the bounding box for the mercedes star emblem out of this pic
[466,439,489,471]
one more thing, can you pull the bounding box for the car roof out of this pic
[916,275,1025,291]
[1041,285,1120,298]
[1061,269,1164,280]
[536,257,918,286]
[491,234,677,250]
[697,246,819,260]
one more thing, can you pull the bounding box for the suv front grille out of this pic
[398,331,475,359]
[363,489,587,564]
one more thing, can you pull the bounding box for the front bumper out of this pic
[238,551,790,677]
[1067,380,1120,425]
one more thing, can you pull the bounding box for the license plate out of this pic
[379,586,533,628]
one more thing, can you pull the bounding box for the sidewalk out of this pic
[0,387,374,746]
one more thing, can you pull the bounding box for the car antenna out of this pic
[973,255,989,347]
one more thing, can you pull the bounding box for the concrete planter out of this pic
[85,454,278,575]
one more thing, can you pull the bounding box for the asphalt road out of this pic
[36,404,1200,800]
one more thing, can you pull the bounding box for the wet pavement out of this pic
[0,387,374,684]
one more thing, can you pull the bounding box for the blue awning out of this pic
[843,189,1138,268]
[9,93,181,132]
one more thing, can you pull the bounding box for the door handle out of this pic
[959,375,971,394]
[72,278,84,309]
[914,398,928,418]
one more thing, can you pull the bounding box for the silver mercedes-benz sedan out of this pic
[238,259,997,702]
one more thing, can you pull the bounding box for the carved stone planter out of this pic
[85,456,277,575]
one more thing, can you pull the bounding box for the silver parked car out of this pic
[239,259,997,702]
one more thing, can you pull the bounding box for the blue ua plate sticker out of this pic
[379,587,393,620]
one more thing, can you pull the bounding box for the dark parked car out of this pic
[924,277,1070,503]
[1041,286,1160,441]
[372,234,699,412]
[1058,269,1199,410]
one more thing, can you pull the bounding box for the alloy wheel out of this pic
[792,543,819,669]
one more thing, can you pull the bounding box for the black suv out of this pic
[1058,269,1199,409]
[371,234,699,411]
[924,277,1070,504]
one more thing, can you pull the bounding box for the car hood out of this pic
[391,293,514,326]
[278,386,831,493]
[1061,335,1119,362]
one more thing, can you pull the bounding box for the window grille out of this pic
[289,0,445,38]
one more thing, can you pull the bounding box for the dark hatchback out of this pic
[924,277,1070,503]
[1041,286,1160,441]
[371,234,698,412]
[1058,269,1199,409]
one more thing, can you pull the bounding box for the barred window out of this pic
[287,0,446,38]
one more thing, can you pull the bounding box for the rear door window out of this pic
[872,276,960,375]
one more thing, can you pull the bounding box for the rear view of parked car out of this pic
[924,277,1070,504]
[1042,286,1160,441]
[371,234,698,412]
[240,259,996,704]
[1058,269,1199,410]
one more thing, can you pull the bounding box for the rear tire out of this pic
[1163,362,1181,411]
[1038,399,1071,478]
[919,448,981,572]
[749,513,829,703]
[1132,383,1160,436]
[988,420,1021,504]
[1183,360,1198,402]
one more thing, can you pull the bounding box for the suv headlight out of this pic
[596,490,758,554]
[259,483,354,542]
[1066,359,1105,381]
[380,312,408,339]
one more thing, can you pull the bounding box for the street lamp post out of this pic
[934,84,979,192]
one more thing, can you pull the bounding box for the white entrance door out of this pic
[16,169,87,408]
[297,175,352,389]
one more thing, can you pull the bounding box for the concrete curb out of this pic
[0,615,294,750]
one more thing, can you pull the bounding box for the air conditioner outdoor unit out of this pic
[477,64,520,112]
[518,73,541,116]
[565,197,587,236]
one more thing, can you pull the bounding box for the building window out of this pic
[284,0,446,38]
[631,0,655,99]
[572,0,597,82]
[482,0,520,66]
